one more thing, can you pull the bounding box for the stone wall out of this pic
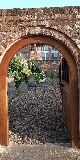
[0,7,80,48]
[0,7,80,65]
[41,60,60,73]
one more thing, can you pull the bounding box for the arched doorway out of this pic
[0,35,79,148]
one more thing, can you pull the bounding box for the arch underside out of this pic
[0,34,79,148]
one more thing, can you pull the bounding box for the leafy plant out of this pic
[8,57,56,88]
[28,60,41,74]
[8,56,25,88]
[45,73,57,79]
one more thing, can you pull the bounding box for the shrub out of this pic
[28,60,42,74]
[8,57,56,88]
[8,56,26,88]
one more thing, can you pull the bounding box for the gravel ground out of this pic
[8,78,70,145]
[0,77,80,160]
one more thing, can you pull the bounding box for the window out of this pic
[41,52,49,60]
[36,44,49,52]
[46,53,49,60]
[52,53,54,60]
[41,52,45,60]
[45,45,48,51]
[54,52,58,59]
[52,51,59,60]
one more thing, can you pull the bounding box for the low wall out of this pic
[41,60,60,74]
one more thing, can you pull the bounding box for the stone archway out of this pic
[0,35,79,148]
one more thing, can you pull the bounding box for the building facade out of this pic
[16,44,59,61]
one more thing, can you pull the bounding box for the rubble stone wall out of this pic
[0,7,80,65]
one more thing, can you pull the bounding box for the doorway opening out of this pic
[0,35,79,148]
[8,45,71,146]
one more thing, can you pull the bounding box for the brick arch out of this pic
[0,35,79,148]
[0,26,79,64]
